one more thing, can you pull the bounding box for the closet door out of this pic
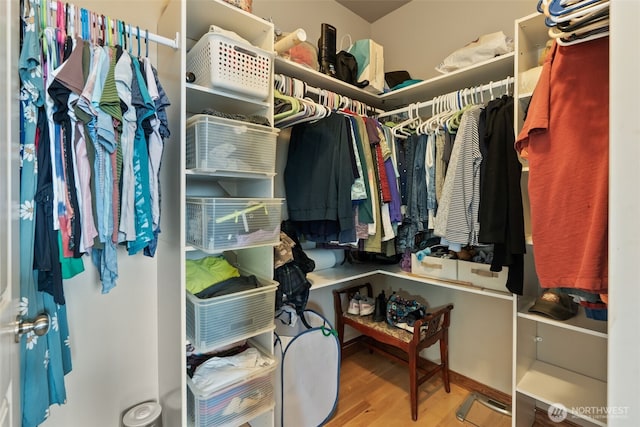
[0,0,21,424]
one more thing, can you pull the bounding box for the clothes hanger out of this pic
[391,103,417,139]
[136,25,141,56]
[546,1,609,24]
[549,18,609,39]
[405,103,423,134]
[416,97,436,135]
[127,21,133,54]
[438,92,460,131]
[274,89,301,121]
[548,0,605,17]
[555,26,608,46]
[556,7,608,32]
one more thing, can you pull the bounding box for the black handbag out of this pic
[335,50,369,88]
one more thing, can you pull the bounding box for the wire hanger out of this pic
[136,25,141,57]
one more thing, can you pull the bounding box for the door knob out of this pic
[14,313,50,343]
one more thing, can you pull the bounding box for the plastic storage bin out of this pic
[186,276,277,352]
[186,28,273,100]
[187,361,276,427]
[186,115,278,175]
[186,197,283,252]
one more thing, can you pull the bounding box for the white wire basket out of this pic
[187,29,273,100]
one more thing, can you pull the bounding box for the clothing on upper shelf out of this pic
[515,37,609,294]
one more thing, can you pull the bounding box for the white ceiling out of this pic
[335,0,413,23]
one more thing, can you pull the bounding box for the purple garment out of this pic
[384,158,402,223]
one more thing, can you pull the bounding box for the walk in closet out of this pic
[3,1,638,427]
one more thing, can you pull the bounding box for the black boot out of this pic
[373,290,386,322]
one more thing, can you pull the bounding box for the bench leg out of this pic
[409,347,418,421]
[440,331,451,393]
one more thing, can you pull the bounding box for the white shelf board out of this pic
[516,360,607,427]
[518,91,533,100]
[186,0,274,47]
[387,268,514,301]
[307,263,513,301]
[307,262,383,290]
[378,52,515,109]
[186,169,276,180]
[186,84,271,116]
[274,57,382,108]
[518,296,608,338]
[275,52,514,111]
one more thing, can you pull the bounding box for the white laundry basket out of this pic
[274,310,340,427]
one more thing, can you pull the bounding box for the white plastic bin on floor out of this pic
[122,401,162,427]
[274,310,340,427]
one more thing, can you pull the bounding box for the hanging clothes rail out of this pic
[376,76,514,120]
[36,0,180,49]
[275,73,384,115]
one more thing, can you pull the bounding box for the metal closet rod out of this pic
[303,84,385,114]
[35,0,180,49]
[275,74,384,114]
[377,76,515,120]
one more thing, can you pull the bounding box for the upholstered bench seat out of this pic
[333,282,453,421]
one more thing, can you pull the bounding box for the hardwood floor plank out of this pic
[325,349,479,426]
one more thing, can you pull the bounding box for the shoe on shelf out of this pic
[373,290,387,322]
[347,293,361,315]
[359,295,376,316]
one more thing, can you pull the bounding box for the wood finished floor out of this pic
[323,348,509,427]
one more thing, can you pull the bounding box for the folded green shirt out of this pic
[185,256,240,295]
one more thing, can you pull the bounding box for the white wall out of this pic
[608,1,640,425]
[255,0,532,82]
[253,0,372,53]
[45,256,159,426]
[41,1,163,426]
[372,0,534,80]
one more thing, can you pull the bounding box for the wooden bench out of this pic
[332,282,453,421]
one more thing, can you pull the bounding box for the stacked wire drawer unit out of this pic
[185,13,279,427]
[187,343,277,427]
[187,369,276,427]
[185,197,283,252]
[186,114,278,175]
[186,277,278,353]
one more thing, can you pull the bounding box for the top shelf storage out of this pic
[378,52,515,109]
[186,0,274,50]
[275,52,515,110]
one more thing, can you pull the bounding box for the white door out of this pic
[1,0,21,425]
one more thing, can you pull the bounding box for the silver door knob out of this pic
[14,313,50,343]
